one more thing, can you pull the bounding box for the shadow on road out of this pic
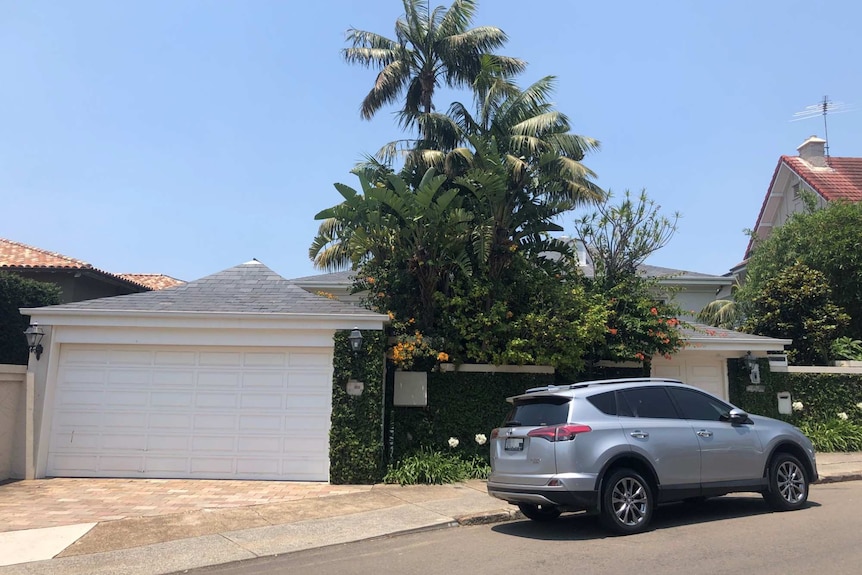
[492,496,821,541]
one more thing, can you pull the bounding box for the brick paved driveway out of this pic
[0,478,370,532]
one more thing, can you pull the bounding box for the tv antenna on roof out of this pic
[791,95,856,157]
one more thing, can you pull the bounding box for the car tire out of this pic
[763,453,809,511]
[600,468,653,535]
[517,503,561,522]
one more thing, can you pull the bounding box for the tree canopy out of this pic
[739,200,862,340]
[0,272,61,365]
[312,0,685,376]
[343,0,524,126]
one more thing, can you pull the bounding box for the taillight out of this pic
[527,424,591,442]
[490,428,500,439]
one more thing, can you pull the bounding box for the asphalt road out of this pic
[180,482,862,575]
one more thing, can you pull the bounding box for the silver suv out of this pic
[487,378,817,535]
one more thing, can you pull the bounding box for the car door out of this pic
[667,386,764,484]
[618,386,701,495]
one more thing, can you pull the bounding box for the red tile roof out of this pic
[782,155,862,202]
[118,273,185,290]
[0,237,92,269]
[744,154,862,260]
[0,237,157,290]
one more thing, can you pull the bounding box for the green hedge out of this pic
[328,330,386,485]
[390,371,555,462]
[728,358,862,423]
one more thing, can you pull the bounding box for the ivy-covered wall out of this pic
[390,371,555,462]
[728,358,862,422]
[329,330,386,485]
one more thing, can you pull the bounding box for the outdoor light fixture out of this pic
[24,323,45,361]
[348,327,363,354]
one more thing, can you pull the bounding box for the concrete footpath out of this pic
[2,452,861,575]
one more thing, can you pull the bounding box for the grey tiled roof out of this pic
[290,270,356,284]
[30,260,379,316]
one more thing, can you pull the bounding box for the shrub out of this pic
[831,337,862,361]
[383,449,470,485]
[798,419,862,452]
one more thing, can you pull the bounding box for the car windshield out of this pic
[504,397,570,427]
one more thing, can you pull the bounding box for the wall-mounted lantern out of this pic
[346,327,364,397]
[348,327,363,354]
[24,323,45,361]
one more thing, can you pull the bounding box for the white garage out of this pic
[24,260,388,481]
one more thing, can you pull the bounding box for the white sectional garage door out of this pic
[47,344,333,480]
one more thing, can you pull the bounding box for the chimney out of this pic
[797,136,827,167]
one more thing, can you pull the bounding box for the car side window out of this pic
[619,387,678,419]
[667,387,732,421]
[587,391,617,415]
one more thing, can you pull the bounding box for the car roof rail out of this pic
[524,377,683,394]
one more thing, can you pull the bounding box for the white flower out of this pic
[856,402,862,410]
[838,412,849,421]
[792,401,804,412]
[447,437,460,448]
[475,434,487,446]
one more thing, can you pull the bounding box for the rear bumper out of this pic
[487,482,598,511]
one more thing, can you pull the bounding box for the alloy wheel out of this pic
[611,477,648,526]
[776,460,806,503]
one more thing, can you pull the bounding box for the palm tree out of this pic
[343,0,524,127]
[385,75,603,281]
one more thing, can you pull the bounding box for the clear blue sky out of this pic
[2,0,861,282]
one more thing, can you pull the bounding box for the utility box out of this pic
[394,371,427,407]
[777,391,792,415]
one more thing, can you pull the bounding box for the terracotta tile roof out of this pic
[782,155,862,202]
[0,237,151,290]
[118,274,186,290]
[744,154,862,259]
[0,237,92,269]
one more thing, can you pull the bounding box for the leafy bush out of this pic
[461,454,491,479]
[798,419,862,452]
[831,337,862,361]
[0,272,61,364]
[383,449,471,485]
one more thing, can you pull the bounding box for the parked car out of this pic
[487,377,817,535]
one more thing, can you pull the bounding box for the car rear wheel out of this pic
[600,468,653,535]
[517,503,561,522]
[763,453,809,511]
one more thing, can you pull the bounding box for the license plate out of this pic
[504,437,524,451]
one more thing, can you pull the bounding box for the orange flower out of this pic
[366,277,375,284]
[634,352,645,361]
[437,352,449,362]
[650,307,658,315]
[608,328,618,335]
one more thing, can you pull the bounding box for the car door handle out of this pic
[696,429,713,438]
[630,431,649,439]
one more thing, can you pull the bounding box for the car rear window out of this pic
[504,397,570,426]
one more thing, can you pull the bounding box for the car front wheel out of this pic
[763,453,809,511]
[600,468,653,535]
[517,503,561,522]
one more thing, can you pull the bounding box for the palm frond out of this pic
[361,60,411,120]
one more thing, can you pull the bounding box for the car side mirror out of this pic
[728,408,751,424]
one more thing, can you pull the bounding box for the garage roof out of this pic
[24,260,383,317]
